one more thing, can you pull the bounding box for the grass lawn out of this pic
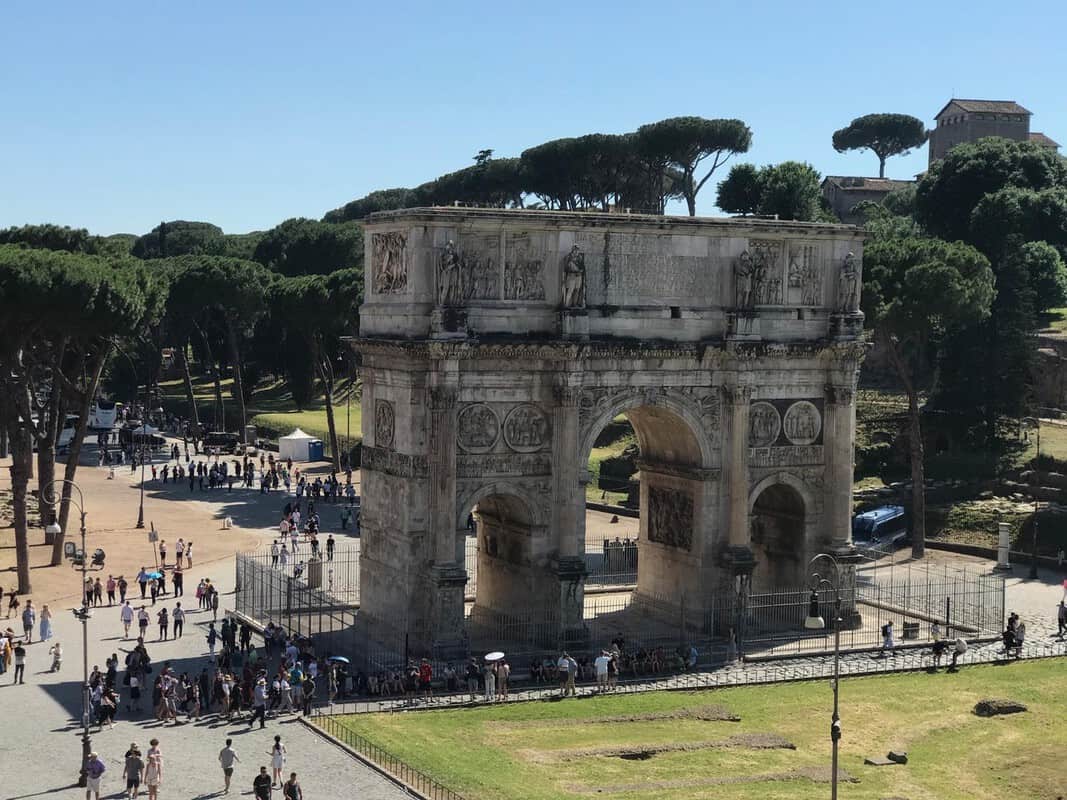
[1039,306,1067,334]
[330,659,1066,800]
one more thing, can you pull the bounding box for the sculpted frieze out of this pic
[456,453,552,478]
[374,399,395,450]
[782,401,822,445]
[504,232,546,302]
[503,404,551,452]
[787,242,822,305]
[372,231,408,294]
[748,445,825,467]
[647,486,693,551]
[837,252,860,312]
[456,403,500,453]
[749,401,781,447]
[361,445,429,478]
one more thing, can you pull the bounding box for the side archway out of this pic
[748,474,815,591]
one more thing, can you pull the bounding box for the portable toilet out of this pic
[307,439,325,461]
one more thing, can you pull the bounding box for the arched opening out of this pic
[463,491,556,650]
[582,398,710,646]
[750,483,806,592]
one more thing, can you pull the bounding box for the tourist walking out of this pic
[85,751,106,800]
[137,567,149,599]
[13,640,26,683]
[106,575,117,605]
[219,738,241,794]
[49,641,63,671]
[157,607,169,641]
[144,739,163,800]
[269,735,287,786]
[249,677,268,728]
[39,603,53,641]
[207,623,218,657]
[1058,601,1067,638]
[283,772,302,800]
[22,600,35,643]
[123,744,144,799]
[253,766,272,800]
[881,620,896,656]
[137,606,149,639]
[121,602,134,638]
[172,603,185,637]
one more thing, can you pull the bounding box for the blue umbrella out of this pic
[147,571,163,580]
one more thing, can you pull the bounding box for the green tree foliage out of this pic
[0,245,156,584]
[716,162,829,221]
[716,163,764,215]
[416,157,525,208]
[131,220,226,259]
[0,223,98,253]
[269,270,361,468]
[832,113,927,178]
[863,234,995,557]
[916,139,1067,431]
[323,188,417,223]
[635,116,752,216]
[252,218,363,277]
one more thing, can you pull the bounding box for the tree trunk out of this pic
[36,373,63,528]
[878,156,886,179]
[226,319,247,432]
[9,424,33,593]
[318,358,341,472]
[176,338,201,442]
[54,347,107,565]
[196,326,224,431]
[884,333,926,559]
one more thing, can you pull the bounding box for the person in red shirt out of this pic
[418,659,433,700]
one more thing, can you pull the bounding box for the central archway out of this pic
[581,394,713,630]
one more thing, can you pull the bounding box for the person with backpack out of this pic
[880,620,895,656]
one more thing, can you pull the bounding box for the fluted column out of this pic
[723,384,753,549]
[825,383,857,552]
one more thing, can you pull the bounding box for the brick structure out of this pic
[928,99,1060,165]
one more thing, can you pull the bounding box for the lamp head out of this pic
[46,521,62,537]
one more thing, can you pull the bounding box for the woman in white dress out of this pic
[145,739,163,800]
[269,734,287,786]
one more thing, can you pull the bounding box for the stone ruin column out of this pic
[552,384,587,645]
[427,384,467,654]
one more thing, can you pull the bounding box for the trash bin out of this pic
[902,621,920,640]
[307,555,323,589]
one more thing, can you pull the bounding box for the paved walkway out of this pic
[1,568,406,800]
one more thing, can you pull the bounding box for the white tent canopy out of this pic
[279,428,319,462]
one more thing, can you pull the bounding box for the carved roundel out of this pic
[456,403,500,453]
[374,400,395,450]
[782,400,822,446]
[748,401,781,447]
[503,403,551,453]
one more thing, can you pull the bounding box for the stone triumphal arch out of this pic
[354,208,865,648]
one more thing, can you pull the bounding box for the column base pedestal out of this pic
[431,308,469,339]
[431,562,470,657]
[560,309,589,340]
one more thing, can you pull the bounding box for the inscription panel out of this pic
[456,453,552,478]
[577,232,716,305]
[748,445,825,467]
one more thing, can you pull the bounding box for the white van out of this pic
[89,399,118,430]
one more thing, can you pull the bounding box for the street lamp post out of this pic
[44,479,93,788]
[805,553,843,800]
[112,342,148,528]
[1024,417,1041,580]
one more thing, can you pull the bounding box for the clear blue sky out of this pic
[3,1,1065,235]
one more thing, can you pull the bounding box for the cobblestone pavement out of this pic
[0,569,406,800]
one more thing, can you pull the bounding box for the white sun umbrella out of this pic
[485,651,505,662]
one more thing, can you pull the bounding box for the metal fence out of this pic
[236,547,1005,688]
[312,711,467,800]
[463,536,638,597]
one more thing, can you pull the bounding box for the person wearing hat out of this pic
[249,676,268,729]
[85,751,106,800]
[123,744,144,799]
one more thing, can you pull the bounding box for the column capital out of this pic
[825,384,855,407]
[429,385,457,411]
[552,383,580,407]
[722,384,753,407]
